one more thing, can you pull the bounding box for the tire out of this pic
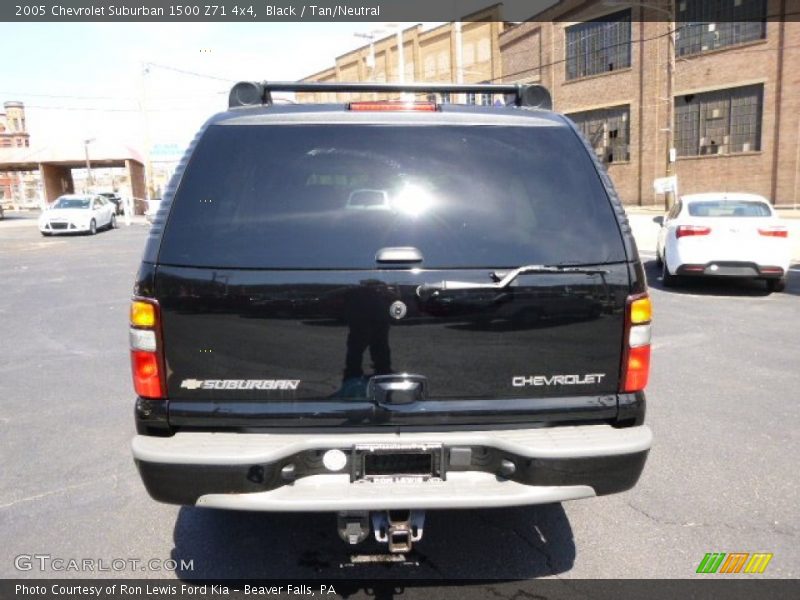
[654,249,663,268]
[110,214,117,229]
[766,278,786,293]
[661,253,677,288]
[89,219,97,235]
[41,231,51,237]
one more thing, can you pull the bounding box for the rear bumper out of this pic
[675,262,786,278]
[132,424,651,511]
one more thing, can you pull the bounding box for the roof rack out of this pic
[228,81,552,111]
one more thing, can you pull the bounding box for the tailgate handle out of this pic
[375,247,423,264]
[368,374,428,405]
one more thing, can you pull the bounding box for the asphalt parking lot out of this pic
[0,212,798,586]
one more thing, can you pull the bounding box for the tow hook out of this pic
[372,510,426,553]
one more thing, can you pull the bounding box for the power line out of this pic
[143,61,236,82]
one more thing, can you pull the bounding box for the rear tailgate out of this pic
[152,116,632,428]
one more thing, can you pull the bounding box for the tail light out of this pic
[349,101,437,112]
[758,226,788,238]
[130,298,165,399]
[621,294,651,393]
[676,225,711,239]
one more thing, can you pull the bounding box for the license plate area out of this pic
[351,444,445,482]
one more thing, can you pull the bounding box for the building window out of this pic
[676,0,767,57]
[565,10,631,80]
[466,92,476,105]
[567,105,631,164]
[674,84,763,157]
[439,92,451,104]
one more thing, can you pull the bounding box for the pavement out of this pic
[0,210,798,586]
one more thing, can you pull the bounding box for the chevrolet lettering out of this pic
[512,374,607,387]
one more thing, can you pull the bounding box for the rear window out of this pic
[158,124,626,269]
[687,200,771,218]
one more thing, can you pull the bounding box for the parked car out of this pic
[656,193,790,292]
[129,81,652,554]
[98,192,124,215]
[38,194,117,236]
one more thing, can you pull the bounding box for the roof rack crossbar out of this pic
[228,81,552,110]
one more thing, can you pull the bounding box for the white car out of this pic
[39,194,117,236]
[656,193,790,292]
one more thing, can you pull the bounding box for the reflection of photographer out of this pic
[342,279,394,382]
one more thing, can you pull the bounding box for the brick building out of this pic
[299,6,505,103]
[299,0,799,206]
[0,101,31,202]
[501,0,800,206]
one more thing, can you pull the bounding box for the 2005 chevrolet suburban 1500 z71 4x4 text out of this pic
[129,81,652,553]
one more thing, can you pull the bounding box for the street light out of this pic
[83,138,96,192]
[603,0,676,209]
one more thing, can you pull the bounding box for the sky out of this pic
[0,22,427,154]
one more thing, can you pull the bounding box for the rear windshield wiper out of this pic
[416,264,609,299]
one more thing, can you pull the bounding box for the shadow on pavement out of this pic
[170,503,575,582]
[643,259,799,297]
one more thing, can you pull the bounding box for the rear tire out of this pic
[110,214,117,229]
[661,254,677,288]
[89,219,97,235]
[766,278,786,293]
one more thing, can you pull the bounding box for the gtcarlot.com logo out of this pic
[14,554,194,572]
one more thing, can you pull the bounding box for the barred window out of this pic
[567,105,630,164]
[676,0,767,57]
[565,10,631,80]
[674,84,763,157]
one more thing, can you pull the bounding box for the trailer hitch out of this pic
[371,510,426,553]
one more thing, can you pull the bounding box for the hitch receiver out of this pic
[372,510,426,553]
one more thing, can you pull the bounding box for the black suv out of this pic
[130,82,652,553]
[99,192,123,215]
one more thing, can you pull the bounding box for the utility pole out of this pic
[396,27,405,84]
[139,62,155,202]
[664,0,677,211]
[454,21,464,84]
[83,138,95,192]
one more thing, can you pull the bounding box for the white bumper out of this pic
[132,424,652,511]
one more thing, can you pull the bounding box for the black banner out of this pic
[2,0,798,22]
[2,579,800,600]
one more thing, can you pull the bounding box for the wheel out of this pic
[41,231,51,237]
[661,253,677,288]
[766,278,786,293]
[110,214,117,229]
[89,219,97,235]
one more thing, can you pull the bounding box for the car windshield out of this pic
[687,200,771,218]
[159,124,626,269]
[53,198,90,209]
